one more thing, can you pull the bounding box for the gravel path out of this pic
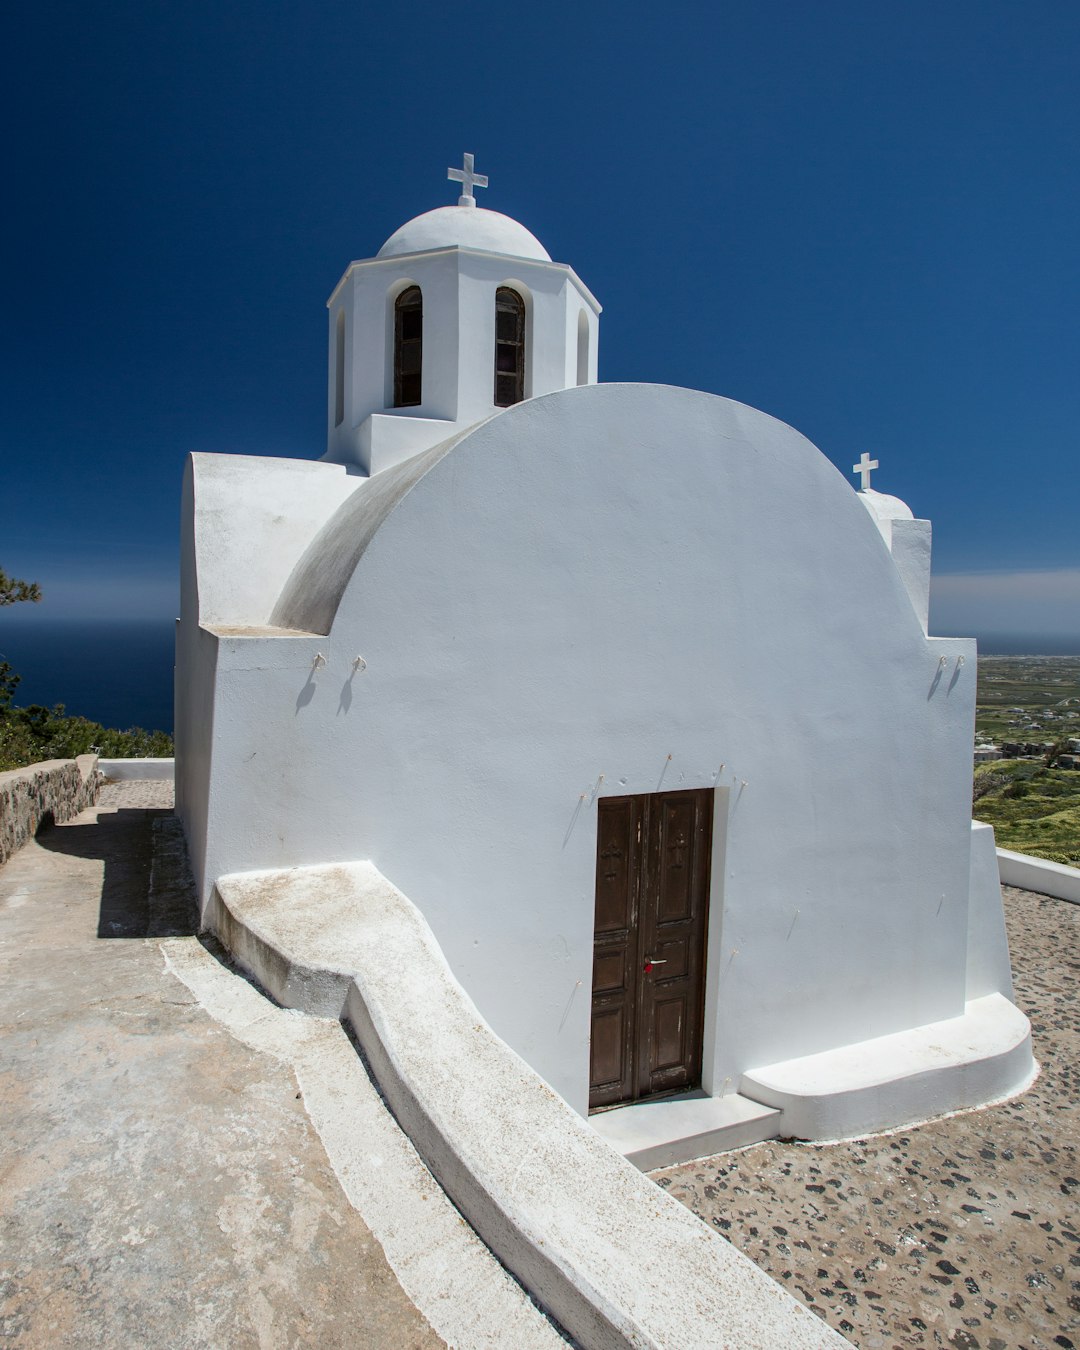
[654,886,1080,1349]
[97,778,175,809]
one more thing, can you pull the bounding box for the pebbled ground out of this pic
[97,779,175,809]
[654,886,1080,1350]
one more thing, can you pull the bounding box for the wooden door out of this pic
[589,789,713,1111]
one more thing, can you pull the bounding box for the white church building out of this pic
[175,157,1034,1160]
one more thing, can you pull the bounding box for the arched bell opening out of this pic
[494,287,526,407]
[334,308,346,426]
[576,308,591,387]
[393,285,423,408]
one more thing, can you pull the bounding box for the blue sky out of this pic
[3,0,1078,647]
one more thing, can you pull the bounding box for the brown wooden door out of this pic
[589,789,713,1111]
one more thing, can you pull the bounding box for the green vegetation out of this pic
[973,759,1080,868]
[972,655,1080,867]
[0,567,42,608]
[0,565,172,773]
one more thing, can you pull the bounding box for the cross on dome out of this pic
[448,152,488,207]
[852,452,879,491]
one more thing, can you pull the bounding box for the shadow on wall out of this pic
[35,808,199,939]
[295,663,363,717]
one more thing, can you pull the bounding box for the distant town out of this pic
[974,655,1080,766]
[972,656,1080,867]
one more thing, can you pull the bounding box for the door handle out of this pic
[643,959,668,972]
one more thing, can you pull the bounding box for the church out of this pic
[175,156,1034,1163]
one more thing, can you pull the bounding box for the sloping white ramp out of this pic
[208,861,844,1350]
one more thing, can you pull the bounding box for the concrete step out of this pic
[590,1092,782,1171]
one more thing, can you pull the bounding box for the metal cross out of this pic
[448,152,488,206]
[852,452,879,491]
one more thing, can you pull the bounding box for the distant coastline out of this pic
[973,634,1080,656]
[1,618,1077,741]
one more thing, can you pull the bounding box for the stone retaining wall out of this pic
[0,756,103,866]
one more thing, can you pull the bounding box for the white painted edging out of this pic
[98,757,175,782]
[997,847,1080,905]
[208,861,845,1350]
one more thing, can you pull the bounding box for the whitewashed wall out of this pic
[179,385,997,1115]
[174,452,358,895]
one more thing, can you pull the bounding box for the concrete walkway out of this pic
[0,788,560,1348]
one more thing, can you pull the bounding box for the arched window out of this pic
[334,308,346,426]
[393,286,423,407]
[494,287,526,407]
[576,309,590,387]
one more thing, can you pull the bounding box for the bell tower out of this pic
[323,155,602,476]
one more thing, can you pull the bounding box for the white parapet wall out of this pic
[208,860,845,1350]
[98,758,175,782]
[997,848,1080,905]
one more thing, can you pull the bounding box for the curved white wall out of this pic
[186,385,988,1115]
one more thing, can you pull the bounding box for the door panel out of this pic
[655,796,696,923]
[590,1006,627,1093]
[652,997,687,1072]
[588,796,643,1108]
[589,789,712,1111]
[594,798,637,931]
[592,948,627,994]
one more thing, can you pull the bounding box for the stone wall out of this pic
[0,756,102,867]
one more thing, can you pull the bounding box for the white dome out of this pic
[857,487,914,543]
[377,205,551,261]
[857,487,914,524]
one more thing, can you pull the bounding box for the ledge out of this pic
[208,861,843,1350]
[204,624,323,638]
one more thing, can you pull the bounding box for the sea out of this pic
[1,620,1078,740]
[1,620,175,734]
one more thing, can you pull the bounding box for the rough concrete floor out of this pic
[655,887,1080,1350]
[0,788,442,1349]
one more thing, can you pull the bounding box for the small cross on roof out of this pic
[448,152,489,207]
[852,452,879,491]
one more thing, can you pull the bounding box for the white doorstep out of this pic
[590,1092,782,1171]
[741,992,1035,1141]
